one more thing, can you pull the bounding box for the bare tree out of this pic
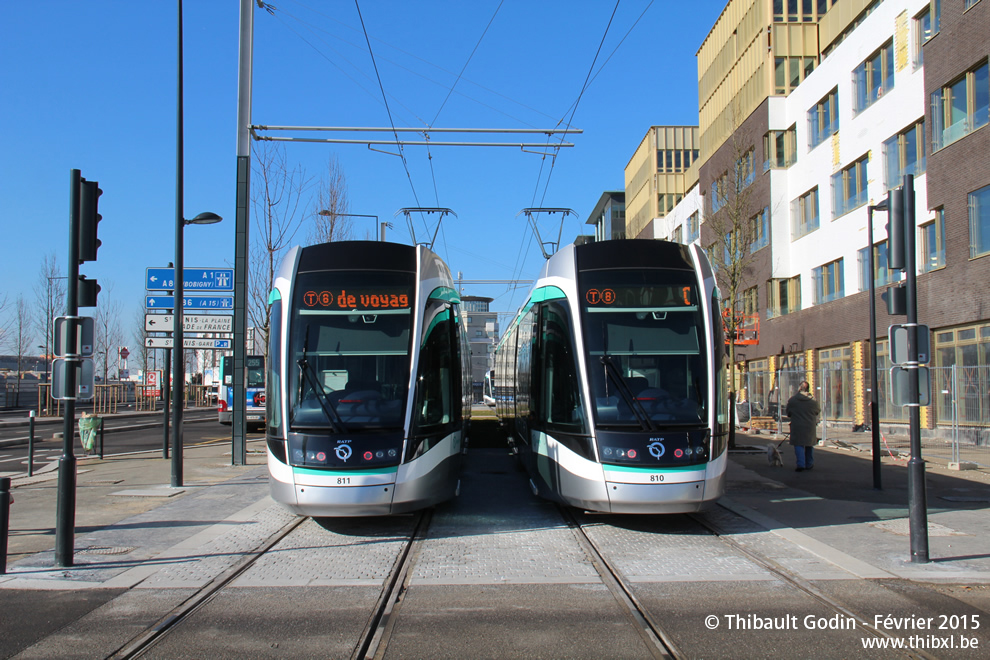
[133,302,151,380]
[703,114,764,447]
[308,154,353,244]
[93,283,124,383]
[34,252,66,383]
[249,143,310,363]
[7,296,34,406]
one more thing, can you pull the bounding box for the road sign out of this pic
[146,337,231,349]
[146,267,234,291]
[52,358,95,400]
[54,316,95,357]
[119,347,130,360]
[145,370,162,397]
[145,314,233,332]
[889,324,931,365]
[890,366,931,407]
[146,295,234,310]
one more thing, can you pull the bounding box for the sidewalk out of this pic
[2,426,990,592]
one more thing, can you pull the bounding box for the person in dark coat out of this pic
[785,381,820,472]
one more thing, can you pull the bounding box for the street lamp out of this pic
[867,197,889,491]
[172,212,222,488]
[317,211,380,240]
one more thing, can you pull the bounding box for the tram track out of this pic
[560,505,684,660]
[560,500,945,660]
[690,505,939,660]
[352,509,433,660]
[102,509,432,660]
[106,514,307,659]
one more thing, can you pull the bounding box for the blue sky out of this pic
[1,0,720,347]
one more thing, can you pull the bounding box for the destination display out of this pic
[582,284,696,308]
[301,288,411,310]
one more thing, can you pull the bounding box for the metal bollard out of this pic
[1,476,11,574]
[98,417,105,460]
[28,410,36,477]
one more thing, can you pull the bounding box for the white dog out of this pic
[767,441,784,467]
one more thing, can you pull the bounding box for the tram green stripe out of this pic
[268,289,281,304]
[531,285,565,303]
[604,464,703,473]
[428,286,460,303]
[292,466,398,477]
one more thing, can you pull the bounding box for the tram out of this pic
[266,241,471,516]
[494,239,728,514]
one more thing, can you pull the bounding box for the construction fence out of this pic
[738,366,990,468]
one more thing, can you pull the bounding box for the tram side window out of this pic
[514,306,537,430]
[537,302,587,434]
[267,299,282,438]
[411,302,460,443]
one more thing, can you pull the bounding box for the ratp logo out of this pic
[335,445,353,462]
[648,440,665,459]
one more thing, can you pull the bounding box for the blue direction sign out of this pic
[146,267,234,291]
[146,295,234,310]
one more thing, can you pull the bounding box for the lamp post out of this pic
[317,211,380,240]
[171,214,221,488]
[173,0,223,487]
[867,198,889,491]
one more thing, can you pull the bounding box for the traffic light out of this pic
[77,275,101,308]
[78,178,102,262]
[882,284,906,316]
[886,187,905,271]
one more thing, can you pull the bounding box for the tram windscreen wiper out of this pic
[600,356,656,432]
[296,326,348,434]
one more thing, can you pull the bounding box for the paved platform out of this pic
[1,416,990,657]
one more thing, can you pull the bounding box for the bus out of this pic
[218,354,266,427]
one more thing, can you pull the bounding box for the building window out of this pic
[686,212,700,243]
[970,184,990,258]
[764,125,797,171]
[921,209,946,272]
[831,155,869,218]
[767,276,801,318]
[742,286,758,317]
[751,207,769,252]
[736,148,756,189]
[854,40,895,114]
[774,56,816,95]
[934,322,990,426]
[792,187,819,239]
[914,6,933,68]
[883,120,926,191]
[813,258,844,304]
[858,241,904,291]
[808,88,839,148]
[657,149,699,173]
[931,60,989,151]
[820,345,854,420]
[965,0,981,11]
[671,226,683,244]
[711,172,728,213]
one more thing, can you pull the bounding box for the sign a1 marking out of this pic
[146,267,234,291]
[146,295,234,310]
[145,314,233,332]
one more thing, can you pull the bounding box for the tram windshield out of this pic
[287,271,414,432]
[580,268,707,428]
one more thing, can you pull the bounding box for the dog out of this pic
[767,441,784,467]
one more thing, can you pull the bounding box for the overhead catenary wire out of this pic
[353,0,425,239]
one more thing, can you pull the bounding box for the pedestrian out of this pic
[785,380,820,472]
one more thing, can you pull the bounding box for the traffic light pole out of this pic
[902,174,929,563]
[55,169,82,568]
